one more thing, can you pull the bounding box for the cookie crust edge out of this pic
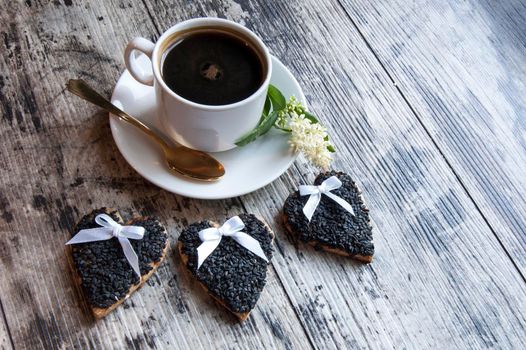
[67,210,170,320]
[178,216,274,322]
[282,213,373,263]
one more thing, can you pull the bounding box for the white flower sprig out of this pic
[236,86,335,169]
[288,112,333,169]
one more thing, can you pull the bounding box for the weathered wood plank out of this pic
[0,0,310,349]
[0,305,13,350]
[338,0,526,275]
[2,0,526,349]
[139,0,526,348]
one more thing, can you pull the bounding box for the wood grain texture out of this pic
[1,0,526,349]
[0,0,309,349]
[338,0,526,275]
[0,306,12,350]
[141,0,526,348]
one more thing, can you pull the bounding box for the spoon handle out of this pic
[66,79,169,148]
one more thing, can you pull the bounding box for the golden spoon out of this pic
[66,79,225,181]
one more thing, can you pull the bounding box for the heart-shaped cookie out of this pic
[178,214,274,321]
[68,208,169,319]
[283,171,374,262]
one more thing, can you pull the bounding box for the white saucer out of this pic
[110,55,305,199]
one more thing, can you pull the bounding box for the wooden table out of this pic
[1,0,525,349]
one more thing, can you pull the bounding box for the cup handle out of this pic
[124,37,155,86]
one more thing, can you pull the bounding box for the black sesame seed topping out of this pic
[178,214,274,314]
[283,171,374,258]
[70,208,168,309]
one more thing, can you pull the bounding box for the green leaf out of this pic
[235,127,261,146]
[303,111,319,124]
[257,96,271,124]
[236,86,332,149]
[263,95,271,116]
[236,110,279,146]
[268,84,286,111]
[257,110,279,137]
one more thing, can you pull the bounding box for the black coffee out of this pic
[161,30,265,105]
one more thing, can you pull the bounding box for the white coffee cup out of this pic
[124,18,272,152]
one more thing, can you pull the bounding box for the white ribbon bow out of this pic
[66,214,145,277]
[299,176,355,222]
[197,216,269,269]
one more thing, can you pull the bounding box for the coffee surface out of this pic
[162,30,264,105]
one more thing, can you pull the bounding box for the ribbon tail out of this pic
[303,193,321,222]
[325,192,355,216]
[197,239,221,269]
[118,237,141,278]
[232,232,269,262]
[66,228,113,245]
[121,226,145,240]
